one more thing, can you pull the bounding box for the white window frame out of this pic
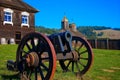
[3,8,13,26]
[21,12,29,28]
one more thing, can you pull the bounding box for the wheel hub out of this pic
[72,50,79,61]
[26,52,39,67]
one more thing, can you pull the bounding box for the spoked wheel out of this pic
[59,36,93,75]
[16,32,56,80]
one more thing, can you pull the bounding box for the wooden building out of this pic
[0,0,38,44]
[61,16,85,38]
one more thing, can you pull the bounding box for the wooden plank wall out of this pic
[88,39,120,50]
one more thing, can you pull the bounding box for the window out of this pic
[3,8,13,25]
[4,12,12,22]
[21,12,29,27]
[22,15,28,24]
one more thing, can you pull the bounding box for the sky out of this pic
[24,0,120,29]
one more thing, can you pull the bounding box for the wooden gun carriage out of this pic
[7,31,94,80]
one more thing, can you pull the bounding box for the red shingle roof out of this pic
[0,0,38,13]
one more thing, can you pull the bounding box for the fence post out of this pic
[95,39,97,49]
[106,38,109,49]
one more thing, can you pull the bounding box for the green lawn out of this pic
[0,45,120,80]
[86,49,120,80]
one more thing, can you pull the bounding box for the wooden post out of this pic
[106,38,109,49]
[95,39,97,49]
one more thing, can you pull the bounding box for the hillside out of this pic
[35,26,120,39]
[94,29,120,39]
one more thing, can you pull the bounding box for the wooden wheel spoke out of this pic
[31,38,36,51]
[75,62,81,72]
[28,70,32,79]
[35,68,38,80]
[78,61,86,67]
[80,50,88,55]
[80,57,88,60]
[36,43,46,55]
[20,50,27,58]
[21,50,28,54]
[36,40,42,51]
[37,42,48,53]
[40,63,49,71]
[26,43,32,51]
[20,54,27,61]
[74,40,78,48]
[72,61,74,72]
[78,43,84,51]
[38,67,45,79]
[66,61,72,69]
[41,57,49,60]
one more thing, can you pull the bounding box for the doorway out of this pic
[15,32,21,44]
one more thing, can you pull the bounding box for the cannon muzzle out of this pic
[60,31,72,43]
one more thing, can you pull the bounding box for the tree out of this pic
[77,26,97,39]
[35,26,59,34]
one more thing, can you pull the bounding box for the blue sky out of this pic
[24,0,120,29]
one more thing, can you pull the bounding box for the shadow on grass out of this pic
[1,73,20,80]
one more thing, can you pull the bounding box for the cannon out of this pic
[7,31,94,80]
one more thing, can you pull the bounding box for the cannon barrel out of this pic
[59,31,72,42]
[49,31,72,42]
[49,31,73,53]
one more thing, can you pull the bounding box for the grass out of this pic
[86,49,120,80]
[0,45,120,80]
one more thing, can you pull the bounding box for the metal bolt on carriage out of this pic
[7,31,94,80]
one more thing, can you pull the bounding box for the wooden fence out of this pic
[88,39,120,50]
